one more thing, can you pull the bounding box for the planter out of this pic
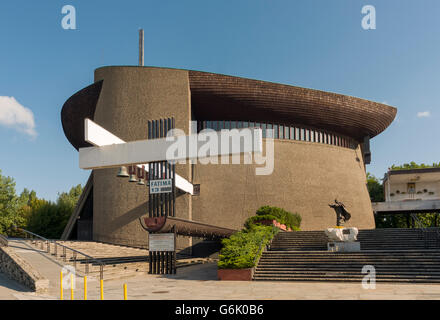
[218,268,253,281]
[258,219,291,231]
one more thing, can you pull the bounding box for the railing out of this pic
[13,226,104,280]
[252,235,267,268]
[252,229,276,268]
[410,214,440,248]
[0,234,8,247]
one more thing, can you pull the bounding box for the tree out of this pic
[0,169,23,235]
[57,184,82,209]
[26,184,83,239]
[18,188,37,207]
[366,173,384,202]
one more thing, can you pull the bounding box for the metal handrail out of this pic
[252,228,277,267]
[411,213,426,230]
[13,226,104,280]
[410,214,440,248]
[252,235,267,267]
[0,234,8,247]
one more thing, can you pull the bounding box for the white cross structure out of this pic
[79,119,263,195]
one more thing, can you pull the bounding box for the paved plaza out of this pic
[2,262,440,300]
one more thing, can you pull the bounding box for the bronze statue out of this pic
[329,199,351,227]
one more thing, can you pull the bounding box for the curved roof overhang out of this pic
[188,71,396,142]
[61,67,396,150]
[61,80,103,150]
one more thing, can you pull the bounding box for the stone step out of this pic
[254,228,440,282]
[258,263,440,267]
[254,270,440,276]
[263,250,440,254]
[253,276,440,283]
[262,252,440,256]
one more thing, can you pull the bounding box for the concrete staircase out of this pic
[358,228,440,250]
[254,228,440,283]
[24,240,215,281]
[270,231,328,251]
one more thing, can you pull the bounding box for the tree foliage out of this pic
[390,162,440,171]
[0,168,82,238]
[366,172,384,202]
[0,170,21,235]
[375,213,440,229]
[27,184,82,239]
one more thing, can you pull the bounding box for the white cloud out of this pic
[417,111,431,118]
[0,96,37,138]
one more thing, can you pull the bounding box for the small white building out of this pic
[384,168,440,202]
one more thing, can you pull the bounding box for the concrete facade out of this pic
[193,140,374,231]
[61,66,396,249]
[92,67,192,249]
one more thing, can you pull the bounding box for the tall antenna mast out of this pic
[139,29,144,66]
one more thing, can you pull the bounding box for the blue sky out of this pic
[0,0,439,200]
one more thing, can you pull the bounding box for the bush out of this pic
[244,214,277,229]
[254,205,301,230]
[218,206,302,270]
[218,225,278,269]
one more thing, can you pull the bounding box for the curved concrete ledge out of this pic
[0,247,49,293]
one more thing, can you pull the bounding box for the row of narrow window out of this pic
[197,120,357,149]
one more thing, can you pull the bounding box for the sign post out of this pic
[147,118,177,275]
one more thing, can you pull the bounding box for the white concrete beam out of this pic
[80,122,262,168]
[83,118,194,195]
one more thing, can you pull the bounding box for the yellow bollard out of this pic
[100,279,104,300]
[60,271,63,300]
[84,276,87,300]
[123,284,127,300]
[70,274,74,300]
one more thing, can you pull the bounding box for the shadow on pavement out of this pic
[159,262,218,281]
[0,272,32,293]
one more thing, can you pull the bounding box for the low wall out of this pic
[0,247,49,293]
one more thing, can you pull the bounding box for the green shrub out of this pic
[255,205,301,230]
[244,214,277,229]
[218,206,302,270]
[218,225,278,269]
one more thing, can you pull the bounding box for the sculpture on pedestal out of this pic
[328,199,351,227]
[325,199,360,251]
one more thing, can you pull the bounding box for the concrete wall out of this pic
[385,180,440,202]
[92,66,192,249]
[89,66,375,250]
[192,139,375,231]
[0,247,49,293]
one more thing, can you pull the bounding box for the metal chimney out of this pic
[139,29,144,66]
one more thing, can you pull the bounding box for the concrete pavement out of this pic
[3,242,440,300]
[4,262,440,300]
